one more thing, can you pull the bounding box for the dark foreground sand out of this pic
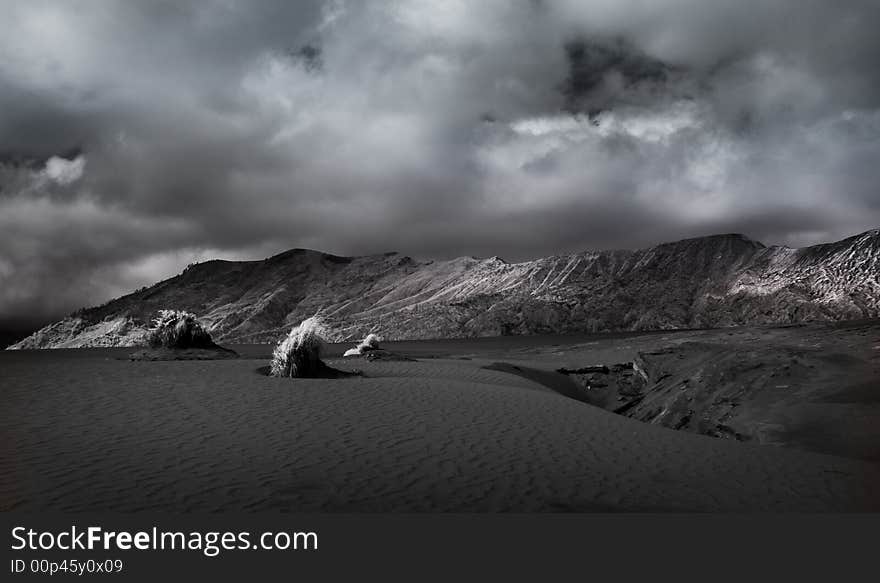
[2,336,879,512]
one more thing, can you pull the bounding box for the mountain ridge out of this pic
[9,229,880,349]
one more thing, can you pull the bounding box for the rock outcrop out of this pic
[557,320,880,460]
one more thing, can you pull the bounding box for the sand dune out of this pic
[2,346,878,512]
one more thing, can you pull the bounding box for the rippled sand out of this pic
[1,344,878,512]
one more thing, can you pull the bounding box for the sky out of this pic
[1,0,880,333]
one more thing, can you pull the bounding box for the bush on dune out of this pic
[148,309,216,349]
[270,316,331,378]
[343,333,382,357]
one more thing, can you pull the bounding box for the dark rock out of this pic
[557,365,610,374]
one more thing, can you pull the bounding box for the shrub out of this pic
[343,332,382,357]
[270,316,330,378]
[148,309,215,349]
[361,333,381,351]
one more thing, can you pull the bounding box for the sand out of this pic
[128,346,238,361]
[2,336,879,512]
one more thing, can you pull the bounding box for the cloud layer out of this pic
[2,0,880,328]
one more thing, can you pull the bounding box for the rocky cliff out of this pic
[9,229,880,348]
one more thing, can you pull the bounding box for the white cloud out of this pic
[43,155,85,185]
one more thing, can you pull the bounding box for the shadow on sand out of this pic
[254,363,363,379]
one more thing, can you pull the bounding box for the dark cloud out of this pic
[562,38,675,116]
[1,0,879,329]
[291,45,323,72]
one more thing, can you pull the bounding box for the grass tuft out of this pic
[343,332,382,357]
[270,316,331,378]
[147,309,216,349]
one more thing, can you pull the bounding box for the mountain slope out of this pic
[9,230,880,348]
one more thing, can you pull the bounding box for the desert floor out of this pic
[2,326,879,512]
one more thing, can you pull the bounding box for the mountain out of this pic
[9,229,880,349]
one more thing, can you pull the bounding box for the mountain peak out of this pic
[265,247,353,265]
[267,247,328,260]
[650,233,766,255]
[685,232,763,245]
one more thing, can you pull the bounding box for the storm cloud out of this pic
[1,0,880,330]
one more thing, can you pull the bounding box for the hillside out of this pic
[9,229,880,349]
